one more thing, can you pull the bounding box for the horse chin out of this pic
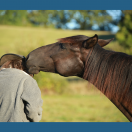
[58,72,69,77]
[55,69,84,77]
[53,68,66,77]
[42,68,56,73]
[54,69,73,77]
[28,66,40,74]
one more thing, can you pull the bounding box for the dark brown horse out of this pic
[26,34,132,122]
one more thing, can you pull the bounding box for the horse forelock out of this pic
[83,44,132,111]
[58,35,89,44]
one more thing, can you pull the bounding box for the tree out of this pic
[0,10,119,32]
[48,10,71,29]
[27,10,52,27]
[116,10,132,48]
[69,10,113,30]
[0,10,28,26]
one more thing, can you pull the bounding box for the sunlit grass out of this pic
[41,81,129,122]
[41,94,129,122]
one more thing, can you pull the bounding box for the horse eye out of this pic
[60,43,66,49]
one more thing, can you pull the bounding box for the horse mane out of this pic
[58,35,89,44]
[83,44,132,113]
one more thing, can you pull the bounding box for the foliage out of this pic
[0,10,28,26]
[48,10,71,29]
[34,72,68,94]
[116,10,132,49]
[28,10,71,29]
[69,10,113,30]
[27,10,53,27]
[0,10,117,31]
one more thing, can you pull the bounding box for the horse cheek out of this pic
[55,58,83,77]
[55,59,71,76]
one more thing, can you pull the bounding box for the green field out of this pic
[41,94,128,122]
[40,82,129,122]
[0,25,129,122]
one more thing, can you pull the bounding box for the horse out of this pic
[26,34,132,122]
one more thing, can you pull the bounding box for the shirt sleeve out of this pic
[21,76,43,122]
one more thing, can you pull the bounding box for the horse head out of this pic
[26,34,113,77]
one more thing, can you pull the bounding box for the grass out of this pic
[40,81,129,122]
[0,25,130,122]
[41,94,129,122]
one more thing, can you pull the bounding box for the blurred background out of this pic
[0,10,132,122]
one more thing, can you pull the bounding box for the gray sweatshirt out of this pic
[0,68,43,122]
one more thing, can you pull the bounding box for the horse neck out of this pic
[83,44,132,121]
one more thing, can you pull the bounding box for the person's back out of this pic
[0,54,43,122]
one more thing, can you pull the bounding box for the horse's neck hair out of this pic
[83,44,132,114]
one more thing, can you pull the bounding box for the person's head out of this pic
[0,53,33,77]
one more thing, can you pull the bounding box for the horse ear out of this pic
[83,34,98,49]
[98,38,114,47]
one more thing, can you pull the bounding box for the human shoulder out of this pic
[1,68,34,81]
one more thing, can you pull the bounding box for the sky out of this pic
[107,10,122,33]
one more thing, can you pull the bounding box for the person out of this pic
[0,53,43,122]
